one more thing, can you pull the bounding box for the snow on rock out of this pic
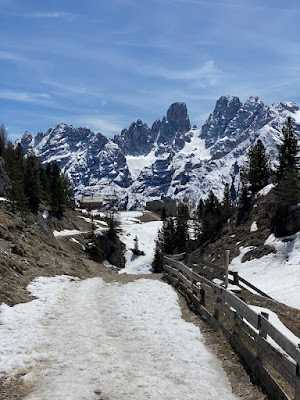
[53,229,85,237]
[0,276,237,400]
[126,149,156,180]
[250,221,258,232]
[230,233,300,309]
[102,259,115,268]
[257,183,274,196]
[117,211,162,274]
[42,210,49,219]
[69,237,80,244]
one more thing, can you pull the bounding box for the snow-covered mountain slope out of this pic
[21,123,133,208]
[21,97,300,208]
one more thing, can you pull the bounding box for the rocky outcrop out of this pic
[208,97,270,159]
[114,120,152,156]
[113,102,191,157]
[201,96,242,148]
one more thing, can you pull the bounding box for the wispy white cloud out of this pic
[0,90,51,104]
[0,50,27,63]
[256,78,300,93]
[23,11,75,21]
[73,116,127,136]
[137,60,223,85]
[42,80,105,98]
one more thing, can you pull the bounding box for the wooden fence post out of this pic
[257,312,269,363]
[232,271,239,285]
[259,312,269,339]
[187,253,192,269]
[200,288,206,308]
[224,250,230,288]
[214,297,222,320]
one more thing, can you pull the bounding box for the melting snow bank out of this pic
[230,232,300,309]
[0,276,237,400]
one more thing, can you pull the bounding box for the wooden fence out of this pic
[169,252,273,299]
[163,255,300,400]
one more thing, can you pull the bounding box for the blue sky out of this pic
[1,0,300,141]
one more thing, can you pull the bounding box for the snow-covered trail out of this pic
[0,276,237,400]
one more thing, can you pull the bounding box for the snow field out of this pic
[230,232,300,309]
[0,276,237,400]
[116,211,162,274]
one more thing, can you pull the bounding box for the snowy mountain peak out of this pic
[21,97,300,209]
[166,102,190,131]
[201,95,242,148]
[20,131,34,153]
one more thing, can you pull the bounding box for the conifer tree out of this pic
[276,117,299,183]
[174,201,190,252]
[273,117,300,236]
[201,191,222,242]
[222,183,233,222]
[47,162,67,215]
[152,229,164,273]
[0,123,7,157]
[25,154,42,213]
[196,199,205,221]
[248,139,270,194]
[40,166,50,202]
[162,217,176,254]
[4,142,28,212]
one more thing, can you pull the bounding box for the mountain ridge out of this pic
[21,96,300,209]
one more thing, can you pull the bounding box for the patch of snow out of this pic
[70,237,86,250]
[70,237,80,244]
[293,110,300,124]
[93,229,104,237]
[80,209,107,218]
[0,276,237,400]
[126,149,156,180]
[212,279,242,293]
[117,211,162,274]
[180,129,211,160]
[102,259,115,268]
[53,229,85,237]
[116,211,143,221]
[250,221,258,232]
[42,210,49,219]
[257,183,274,196]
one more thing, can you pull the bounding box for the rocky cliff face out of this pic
[21,97,300,209]
[114,120,152,156]
[113,102,191,156]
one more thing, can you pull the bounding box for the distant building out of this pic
[80,195,104,209]
[102,195,119,210]
[146,196,176,217]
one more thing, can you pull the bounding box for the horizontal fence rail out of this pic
[181,252,273,299]
[163,254,300,400]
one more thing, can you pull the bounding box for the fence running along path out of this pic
[163,253,300,400]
